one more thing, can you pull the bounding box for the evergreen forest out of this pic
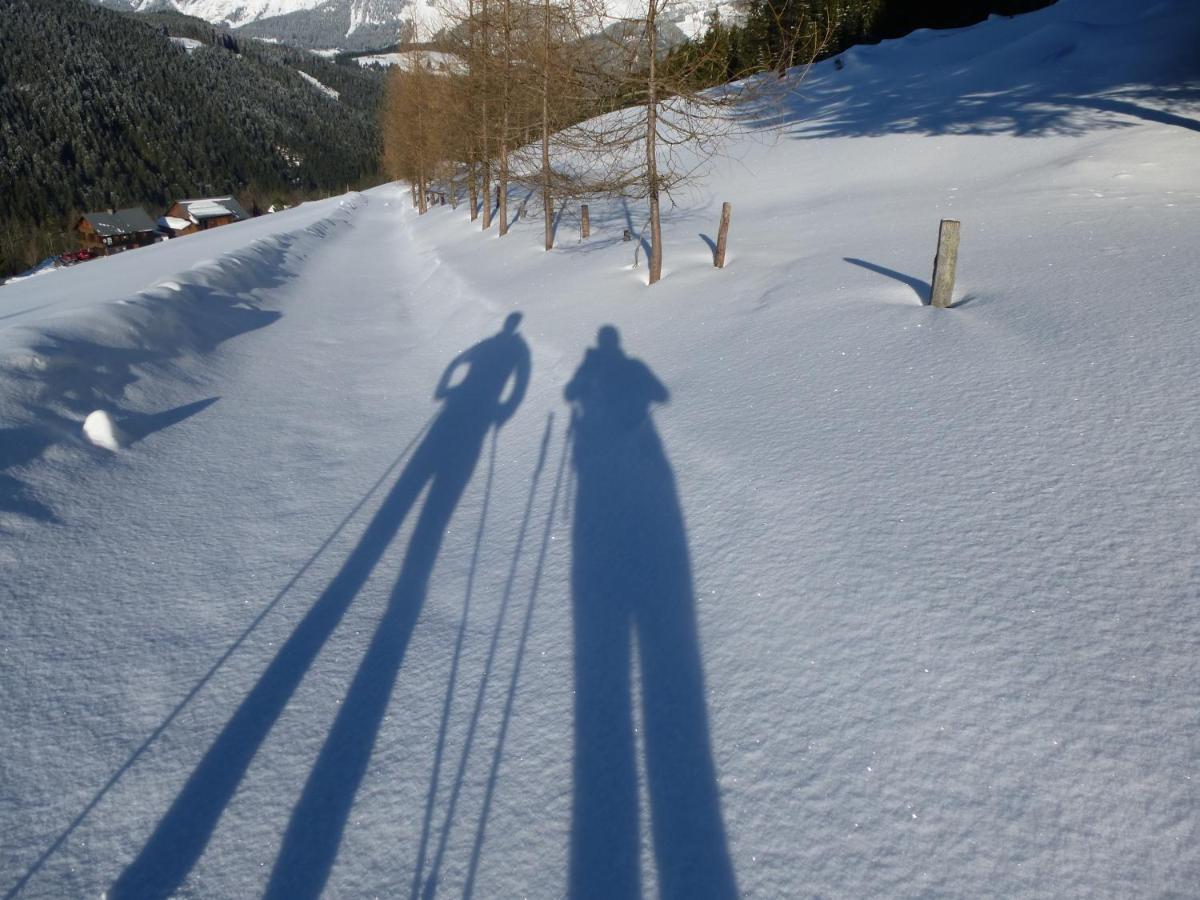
[0,0,384,277]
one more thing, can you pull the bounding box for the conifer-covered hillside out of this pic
[0,0,384,277]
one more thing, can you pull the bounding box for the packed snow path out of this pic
[4,1,1200,896]
[1,191,592,899]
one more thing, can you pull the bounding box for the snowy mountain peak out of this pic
[93,0,731,50]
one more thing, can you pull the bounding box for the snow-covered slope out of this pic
[109,0,327,26]
[96,0,731,49]
[3,1,1199,898]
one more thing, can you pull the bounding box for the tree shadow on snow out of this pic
[107,314,531,900]
[564,326,737,900]
[736,0,1200,145]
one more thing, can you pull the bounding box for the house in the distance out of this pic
[161,196,251,236]
[75,208,160,255]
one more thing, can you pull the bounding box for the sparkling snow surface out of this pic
[2,1,1199,898]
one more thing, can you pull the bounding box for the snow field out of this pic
[2,0,1200,897]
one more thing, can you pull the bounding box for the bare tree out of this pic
[560,0,829,283]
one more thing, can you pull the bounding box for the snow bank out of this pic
[0,195,366,522]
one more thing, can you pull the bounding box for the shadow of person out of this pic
[108,313,530,900]
[565,326,737,900]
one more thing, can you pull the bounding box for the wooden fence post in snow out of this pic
[714,202,732,268]
[581,204,590,240]
[929,219,960,308]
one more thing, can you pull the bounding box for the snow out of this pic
[297,70,340,100]
[169,36,205,54]
[158,215,193,232]
[3,1,1200,898]
[82,410,124,451]
[150,0,326,26]
[355,50,464,74]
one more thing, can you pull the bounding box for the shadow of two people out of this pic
[107,314,736,900]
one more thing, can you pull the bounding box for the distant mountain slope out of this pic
[0,0,383,275]
[93,0,732,51]
[92,0,428,50]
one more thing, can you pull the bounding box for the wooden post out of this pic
[581,204,590,239]
[714,202,731,268]
[929,219,960,308]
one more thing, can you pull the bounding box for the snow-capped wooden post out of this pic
[714,202,732,268]
[929,219,960,308]
[581,204,590,239]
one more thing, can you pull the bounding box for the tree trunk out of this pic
[498,0,511,237]
[542,0,553,251]
[481,129,492,229]
[646,1,662,285]
[480,0,492,230]
[468,158,479,221]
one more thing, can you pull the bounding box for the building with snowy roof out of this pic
[75,208,160,255]
[162,197,252,236]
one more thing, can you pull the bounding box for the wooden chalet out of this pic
[76,208,160,255]
[162,197,251,236]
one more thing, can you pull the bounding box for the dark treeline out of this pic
[668,0,1057,86]
[0,0,385,278]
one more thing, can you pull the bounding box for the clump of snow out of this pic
[297,70,340,100]
[355,50,464,74]
[83,410,124,451]
[169,36,205,54]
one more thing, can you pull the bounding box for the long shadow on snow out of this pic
[844,257,929,303]
[107,314,531,900]
[3,417,434,900]
[564,326,737,900]
[410,414,555,900]
[460,417,572,899]
[117,397,221,444]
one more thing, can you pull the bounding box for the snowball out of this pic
[83,410,124,451]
